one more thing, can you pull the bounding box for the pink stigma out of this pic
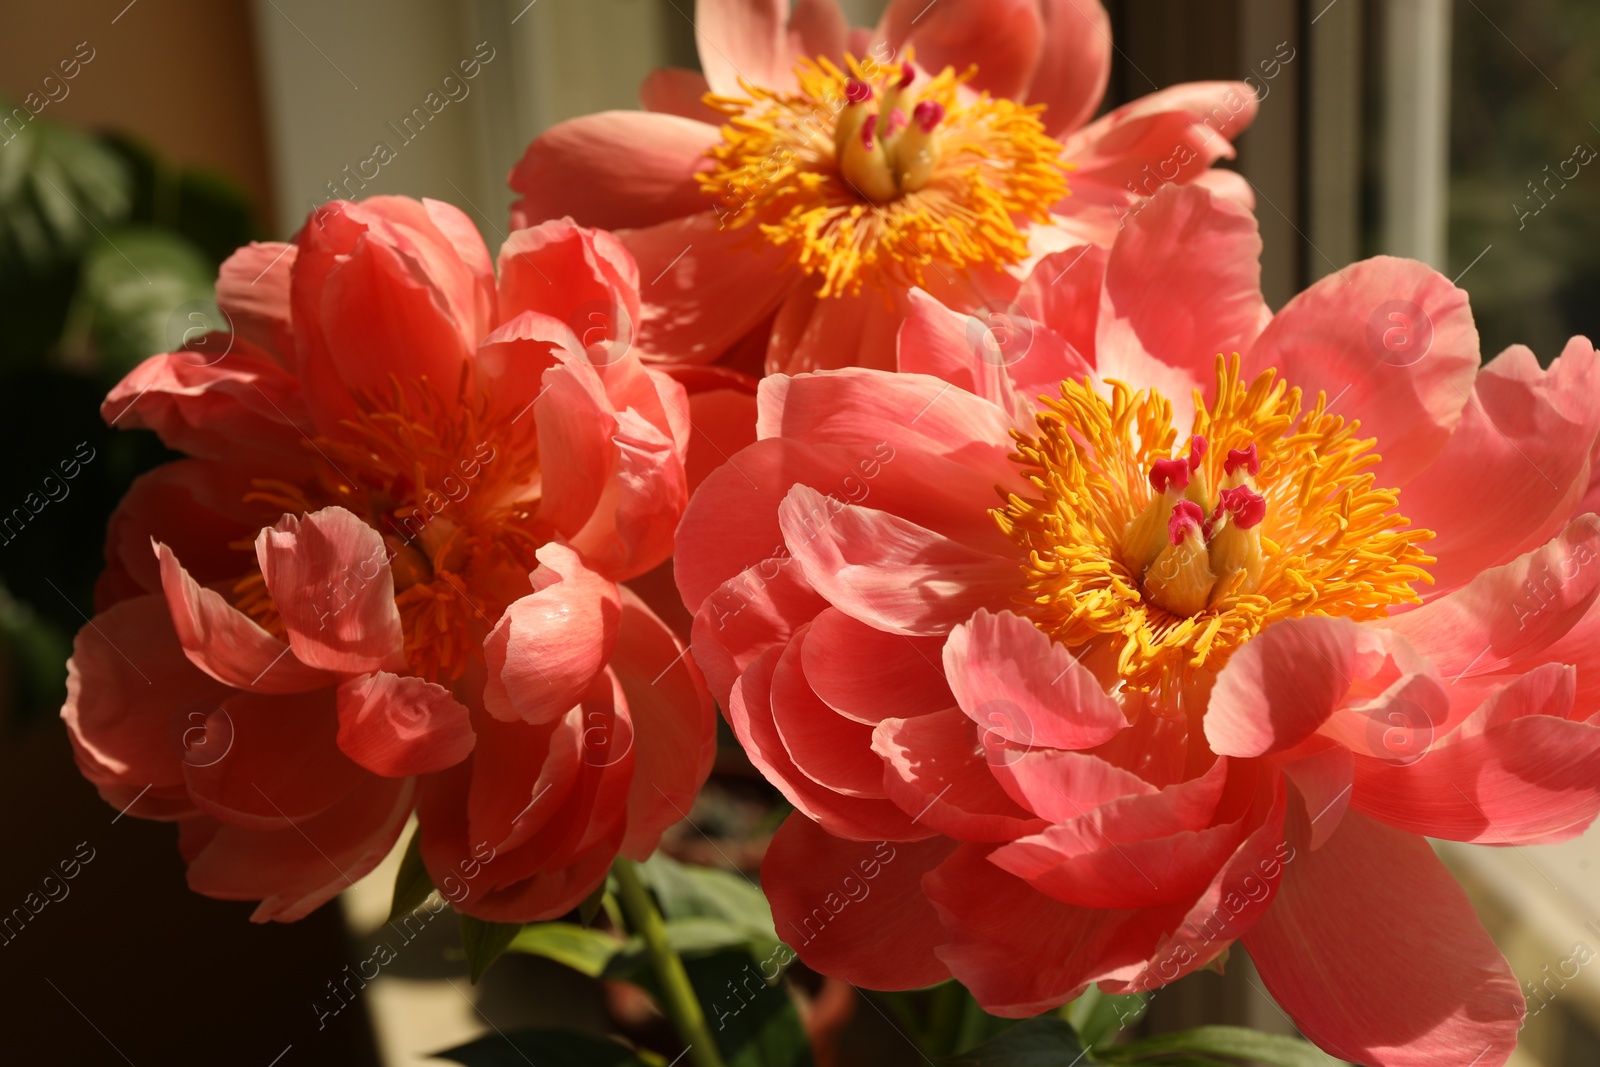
[913,100,945,133]
[845,79,873,104]
[1149,458,1191,494]
[883,109,906,139]
[1187,434,1209,472]
[898,67,916,89]
[1219,485,1266,529]
[1225,443,1260,477]
[860,114,878,149]
[1168,500,1206,545]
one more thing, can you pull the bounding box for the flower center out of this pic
[995,356,1436,703]
[238,376,545,685]
[699,53,1068,298]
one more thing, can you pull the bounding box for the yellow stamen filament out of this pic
[699,54,1069,299]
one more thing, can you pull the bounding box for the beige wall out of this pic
[0,0,277,227]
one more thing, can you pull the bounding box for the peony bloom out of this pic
[676,183,1600,1066]
[509,0,1261,377]
[64,197,715,922]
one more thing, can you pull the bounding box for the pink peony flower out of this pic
[508,0,1261,377]
[676,183,1600,1066]
[64,197,716,923]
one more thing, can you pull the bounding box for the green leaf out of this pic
[387,826,434,924]
[604,917,776,980]
[0,580,69,717]
[0,109,132,271]
[578,878,611,928]
[1070,988,1149,1050]
[458,914,523,984]
[1102,1026,1342,1067]
[639,853,778,950]
[681,950,813,1067]
[433,1029,650,1066]
[510,917,782,982]
[79,225,216,376]
[509,922,624,979]
[98,133,259,265]
[938,1017,1093,1066]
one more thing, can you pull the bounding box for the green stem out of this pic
[612,859,727,1067]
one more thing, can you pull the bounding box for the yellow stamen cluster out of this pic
[994,355,1436,704]
[698,54,1069,298]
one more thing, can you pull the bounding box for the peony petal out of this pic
[97,459,272,610]
[1206,615,1450,760]
[335,671,475,777]
[215,241,296,361]
[727,646,931,841]
[990,748,1157,823]
[256,506,405,676]
[878,0,1043,102]
[989,762,1250,909]
[183,687,369,830]
[1376,515,1600,680]
[779,484,1017,636]
[508,112,716,232]
[1245,256,1480,486]
[1098,767,1289,992]
[1244,810,1523,1067]
[1277,736,1354,850]
[874,710,1047,841]
[532,357,616,539]
[1094,184,1268,418]
[483,543,622,725]
[1352,665,1600,844]
[622,214,797,364]
[691,556,828,706]
[789,0,849,60]
[1013,244,1107,371]
[1027,0,1112,135]
[757,368,1017,479]
[298,199,480,419]
[675,433,1003,623]
[609,585,716,859]
[764,814,958,989]
[186,775,413,923]
[898,288,1093,418]
[773,628,888,797]
[1400,338,1600,593]
[423,198,497,334]
[62,594,224,811]
[1057,81,1259,230]
[639,67,724,124]
[927,844,1153,1017]
[684,386,759,494]
[101,341,312,464]
[157,541,335,695]
[497,218,641,345]
[572,405,689,581]
[943,609,1127,750]
[802,607,952,724]
[697,0,793,95]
